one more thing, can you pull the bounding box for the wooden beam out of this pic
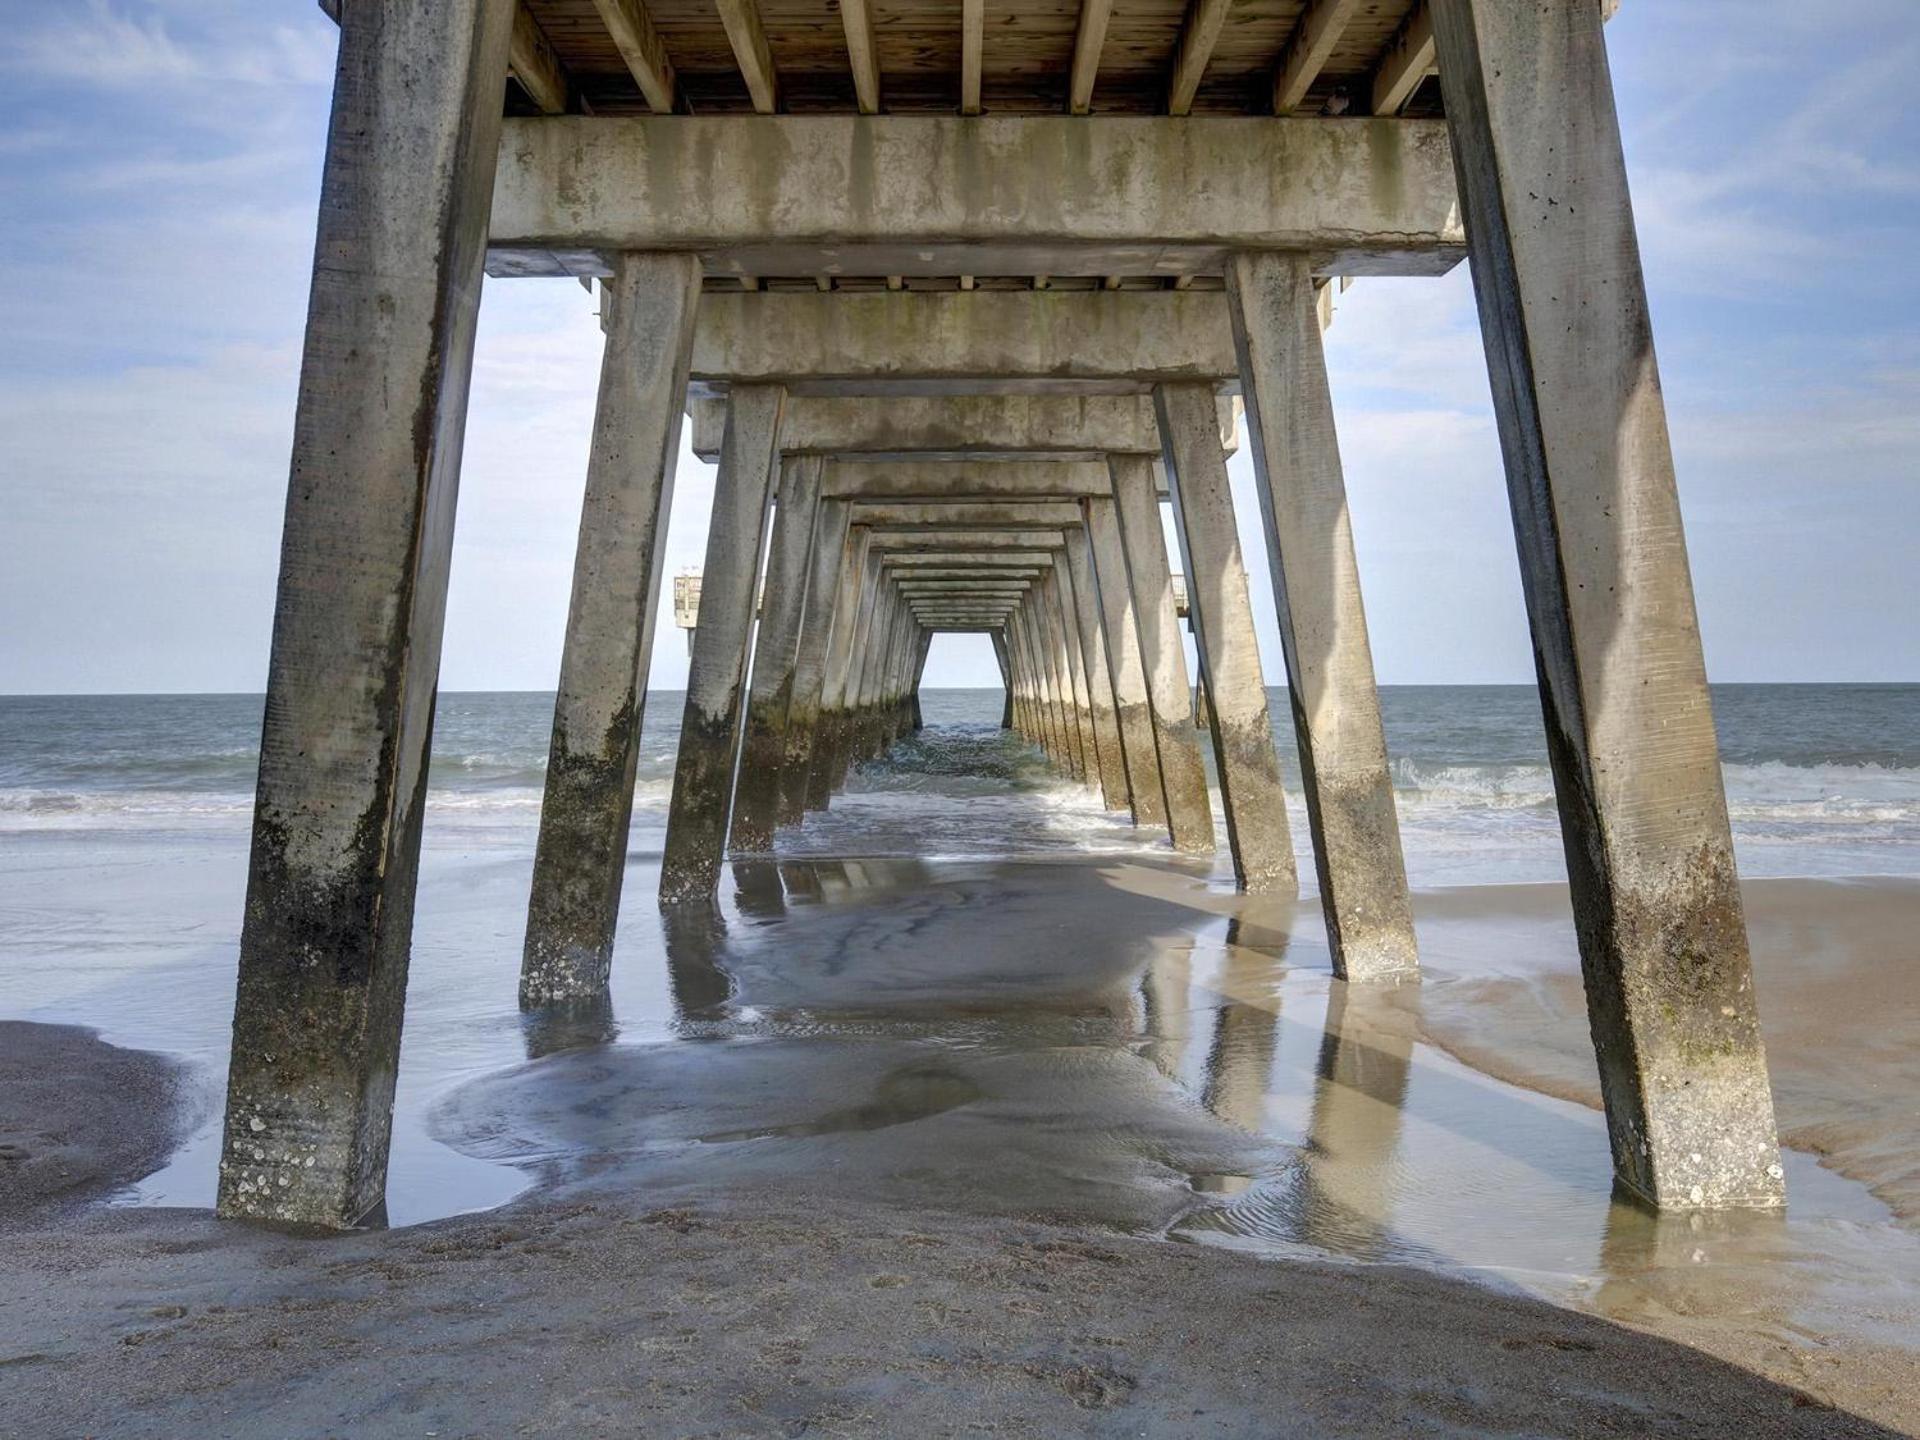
[591,0,676,114]
[1166,0,1233,117]
[1068,0,1114,116]
[960,0,984,115]
[1371,2,1435,117]
[510,4,569,115]
[1272,0,1363,115]
[716,0,780,114]
[840,0,881,115]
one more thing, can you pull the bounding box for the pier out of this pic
[221,0,1783,1228]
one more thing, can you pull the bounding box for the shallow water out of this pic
[3,693,1919,1367]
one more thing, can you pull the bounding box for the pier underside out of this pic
[222,0,1782,1229]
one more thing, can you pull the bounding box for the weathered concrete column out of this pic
[1017,602,1060,764]
[1007,618,1036,743]
[1433,0,1782,1208]
[1108,456,1214,854]
[909,627,931,731]
[1042,575,1089,780]
[1227,252,1416,978]
[806,528,871,810]
[217,0,515,1228]
[1064,531,1130,811]
[779,496,851,825]
[1157,382,1296,894]
[1084,496,1167,830]
[1049,559,1100,789]
[522,253,702,1006]
[660,385,784,904]
[991,630,1014,728]
[731,456,825,853]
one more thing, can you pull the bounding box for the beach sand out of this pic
[1403,877,1920,1220]
[2,860,1918,1435]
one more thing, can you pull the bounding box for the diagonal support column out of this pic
[1227,252,1415,976]
[523,253,701,1006]
[806,528,871,810]
[660,385,784,904]
[1157,382,1296,893]
[1434,0,1781,1208]
[731,455,825,853]
[217,0,516,1228]
[1063,535,1130,810]
[779,495,852,824]
[990,630,1014,729]
[1108,455,1214,854]
[1084,496,1167,830]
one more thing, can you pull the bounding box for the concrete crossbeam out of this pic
[489,115,1466,280]
[821,461,1153,500]
[861,530,1069,551]
[689,395,1236,461]
[690,291,1239,396]
[850,501,1085,529]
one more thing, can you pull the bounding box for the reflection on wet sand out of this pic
[466,856,1920,1374]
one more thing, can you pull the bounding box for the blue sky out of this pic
[1,0,1915,693]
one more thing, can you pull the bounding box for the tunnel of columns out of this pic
[219,0,1783,1229]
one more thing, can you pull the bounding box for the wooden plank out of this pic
[1370,1,1433,116]
[1068,0,1114,115]
[1165,0,1233,117]
[716,0,781,114]
[511,4,571,114]
[1272,0,1363,115]
[840,0,881,115]
[590,0,677,112]
[960,0,984,115]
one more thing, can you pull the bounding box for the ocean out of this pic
[4,684,1917,886]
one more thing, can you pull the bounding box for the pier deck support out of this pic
[1048,564,1096,786]
[1085,497,1167,830]
[732,457,825,852]
[1108,456,1214,854]
[217,0,515,1228]
[807,529,871,810]
[1157,380,1296,892]
[1064,534,1130,810]
[991,631,1014,728]
[779,496,851,824]
[522,253,701,1005]
[660,385,784,904]
[1227,253,1416,977]
[1434,0,1782,1207]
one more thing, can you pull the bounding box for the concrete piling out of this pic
[1226,251,1416,978]
[522,253,702,1006]
[1108,455,1215,855]
[659,385,784,905]
[217,0,517,1228]
[1433,0,1782,1207]
[731,456,824,853]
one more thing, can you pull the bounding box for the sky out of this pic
[1,0,1915,694]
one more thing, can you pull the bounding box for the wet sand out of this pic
[0,1021,198,1227]
[4,857,1920,1434]
[3,1181,1904,1438]
[1404,876,1920,1220]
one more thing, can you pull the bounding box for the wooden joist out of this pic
[1068,0,1114,116]
[590,0,676,113]
[960,0,984,116]
[510,4,569,115]
[716,0,781,114]
[1272,0,1363,115]
[839,0,881,116]
[1371,2,1435,116]
[1166,0,1233,117]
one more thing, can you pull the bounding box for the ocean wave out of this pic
[9,756,1919,834]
